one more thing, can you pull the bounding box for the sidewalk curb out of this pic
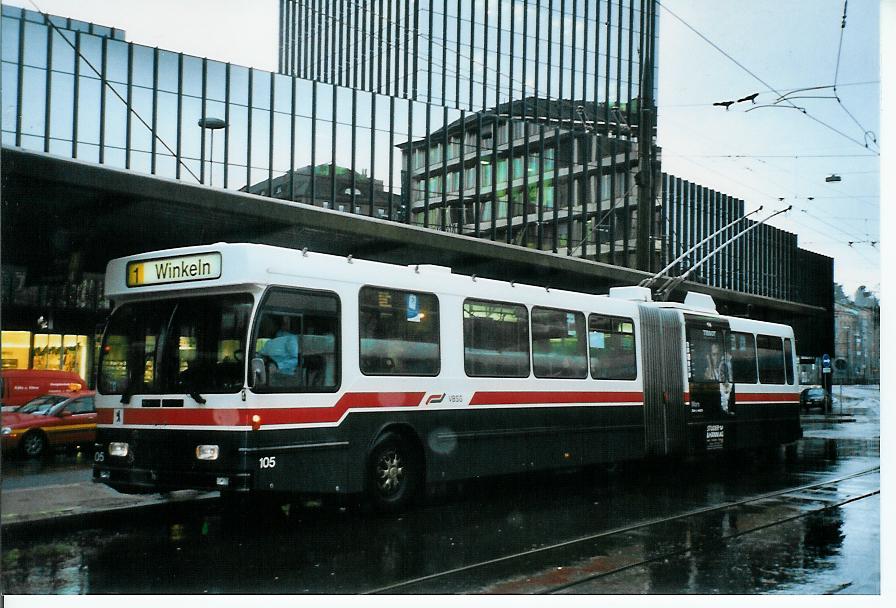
[801,415,857,423]
[1,493,219,538]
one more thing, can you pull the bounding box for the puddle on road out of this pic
[1,437,879,595]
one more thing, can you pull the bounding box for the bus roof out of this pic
[104,243,795,338]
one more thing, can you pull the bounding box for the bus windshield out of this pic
[98,294,253,396]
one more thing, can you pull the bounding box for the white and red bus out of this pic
[93,243,801,510]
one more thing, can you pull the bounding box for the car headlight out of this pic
[1,427,11,435]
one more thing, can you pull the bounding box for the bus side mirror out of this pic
[250,357,267,388]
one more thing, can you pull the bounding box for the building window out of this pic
[481,200,493,222]
[480,162,493,188]
[448,136,461,160]
[359,287,440,376]
[589,315,637,380]
[512,156,524,179]
[413,148,426,170]
[463,299,529,377]
[532,307,587,379]
[496,159,508,185]
[1,331,32,370]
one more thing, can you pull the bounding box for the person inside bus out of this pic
[259,315,300,379]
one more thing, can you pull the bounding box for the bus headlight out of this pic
[196,445,219,461]
[109,442,129,456]
[1,427,11,435]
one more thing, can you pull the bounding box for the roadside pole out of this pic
[821,354,833,414]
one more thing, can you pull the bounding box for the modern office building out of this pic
[0,2,833,378]
[279,0,658,268]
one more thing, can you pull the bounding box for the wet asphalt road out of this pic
[0,387,880,595]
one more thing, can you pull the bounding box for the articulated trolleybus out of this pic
[93,243,801,510]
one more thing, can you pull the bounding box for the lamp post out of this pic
[198,117,227,187]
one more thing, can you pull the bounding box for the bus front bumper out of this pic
[93,464,253,494]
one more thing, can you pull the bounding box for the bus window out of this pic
[757,334,786,384]
[359,287,439,376]
[463,299,529,378]
[532,308,587,379]
[251,288,340,392]
[730,332,758,384]
[784,338,795,385]
[589,315,637,380]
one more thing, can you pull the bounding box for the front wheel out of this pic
[367,432,421,513]
[20,431,47,459]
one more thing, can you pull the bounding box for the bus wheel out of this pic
[20,431,48,459]
[367,432,420,512]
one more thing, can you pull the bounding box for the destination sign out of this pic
[126,252,222,287]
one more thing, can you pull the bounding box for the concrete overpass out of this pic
[1,146,832,355]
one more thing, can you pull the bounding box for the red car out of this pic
[1,391,97,458]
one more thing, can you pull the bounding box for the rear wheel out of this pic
[20,431,47,459]
[367,432,421,512]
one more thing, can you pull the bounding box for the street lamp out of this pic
[198,116,227,187]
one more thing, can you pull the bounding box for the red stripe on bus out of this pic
[469,391,644,406]
[736,393,800,403]
[96,392,425,427]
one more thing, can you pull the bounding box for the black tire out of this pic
[20,431,47,459]
[366,432,421,513]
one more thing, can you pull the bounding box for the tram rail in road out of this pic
[363,467,880,594]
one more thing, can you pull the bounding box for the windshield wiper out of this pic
[188,391,207,405]
[120,386,135,405]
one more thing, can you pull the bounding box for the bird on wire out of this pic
[713,100,735,110]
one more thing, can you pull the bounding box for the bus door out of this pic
[684,315,734,452]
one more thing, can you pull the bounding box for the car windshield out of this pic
[17,395,68,414]
[98,294,253,395]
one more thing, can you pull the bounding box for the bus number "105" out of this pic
[259,456,277,469]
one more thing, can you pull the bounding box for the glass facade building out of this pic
[278,0,659,266]
[279,0,657,115]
